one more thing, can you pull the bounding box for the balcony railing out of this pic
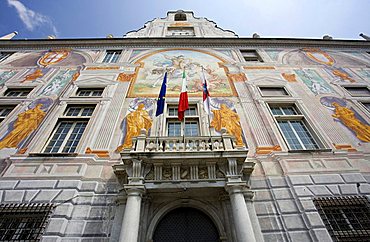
[125,129,246,153]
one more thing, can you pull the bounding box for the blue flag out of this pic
[155,72,167,116]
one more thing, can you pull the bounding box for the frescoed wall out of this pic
[295,69,333,95]
[8,50,88,68]
[321,96,370,142]
[0,70,17,85]
[116,98,154,151]
[40,68,79,97]
[0,98,53,151]
[129,49,236,97]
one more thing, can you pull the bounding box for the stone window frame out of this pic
[75,87,105,97]
[267,102,327,151]
[342,85,370,97]
[0,52,14,63]
[239,49,263,62]
[101,50,122,63]
[165,104,200,137]
[42,104,97,154]
[258,86,290,97]
[3,88,34,97]
[0,104,17,124]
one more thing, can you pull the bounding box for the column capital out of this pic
[225,181,249,195]
[123,184,146,197]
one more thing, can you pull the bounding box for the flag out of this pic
[202,68,211,115]
[178,70,189,120]
[155,72,167,116]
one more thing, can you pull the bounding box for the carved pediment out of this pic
[74,75,117,86]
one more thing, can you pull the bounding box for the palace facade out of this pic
[1,10,370,242]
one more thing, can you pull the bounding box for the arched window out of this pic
[174,13,187,21]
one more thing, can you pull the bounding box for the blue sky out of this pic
[1,0,370,40]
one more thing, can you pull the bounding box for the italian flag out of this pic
[178,70,189,121]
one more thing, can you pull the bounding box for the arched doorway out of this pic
[153,207,220,242]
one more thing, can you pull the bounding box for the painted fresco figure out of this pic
[116,104,152,151]
[0,104,45,149]
[211,104,244,146]
[332,102,370,142]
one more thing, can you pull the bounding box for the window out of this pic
[0,203,54,241]
[4,88,32,97]
[76,88,104,97]
[44,105,95,153]
[166,106,199,136]
[167,27,195,37]
[314,196,370,241]
[344,86,370,97]
[260,87,289,96]
[240,50,262,62]
[174,13,187,21]
[361,102,370,112]
[269,104,320,150]
[102,50,121,63]
[0,52,13,62]
[0,105,15,123]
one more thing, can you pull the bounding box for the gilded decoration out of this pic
[334,144,357,152]
[211,104,244,146]
[256,146,282,154]
[85,66,120,70]
[85,147,110,158]
[117,73,135,82]
[332,69,355,83]
[128,48,237,97]
[303,48,335,66]
[332,102,370,142]
[22,69,43,82]
[38,50,69,67]
[116,103,153,151]
[243,66,276,70]
[170,22,192,27]
[227,73,247,82]
[282,73,297,82]
[0,104,45,149]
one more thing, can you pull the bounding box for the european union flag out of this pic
[155,72,167,116]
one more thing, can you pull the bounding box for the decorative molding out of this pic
[334,144,357,152]
[244,66,276,70]
[85,66,120,70]
[227,73,247,82]
[281,73,297,82]
[85,147,110,158]
[117,73,135,82]
[255,145,282,154]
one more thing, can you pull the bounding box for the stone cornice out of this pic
[0,37,369,50]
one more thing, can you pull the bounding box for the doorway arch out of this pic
[153,207,220,242]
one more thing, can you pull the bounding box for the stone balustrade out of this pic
[126,130,244,153]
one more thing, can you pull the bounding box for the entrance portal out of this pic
[153,207,220,242]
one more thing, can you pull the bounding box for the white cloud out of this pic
[7,0,58,36]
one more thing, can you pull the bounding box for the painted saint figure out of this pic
[116,104,152,151]
[0,104,46,149]
[332,102,370,142]
[211,104,244,146]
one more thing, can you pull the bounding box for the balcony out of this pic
[114,129,253,187]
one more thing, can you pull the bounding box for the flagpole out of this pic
[202,66,212,137]
[183,68,186,149]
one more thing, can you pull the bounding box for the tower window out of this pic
[174,13,187,21]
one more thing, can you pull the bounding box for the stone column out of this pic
[226,183,256,242]
[119,185,145,242]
